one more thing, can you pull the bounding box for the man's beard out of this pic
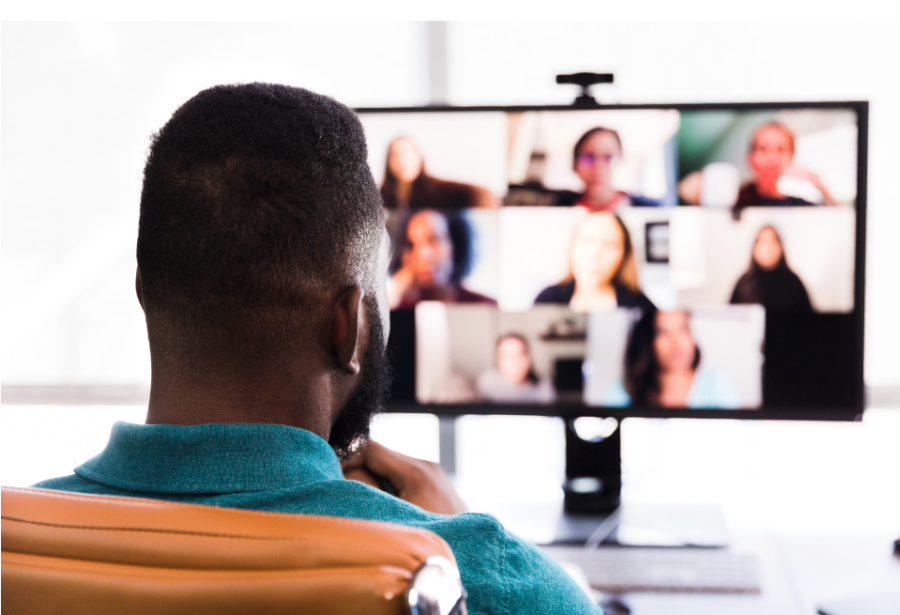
[328,298,392,460]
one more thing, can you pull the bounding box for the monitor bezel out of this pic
[357,101,868,422]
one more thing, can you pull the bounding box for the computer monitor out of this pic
[356,101,867,423]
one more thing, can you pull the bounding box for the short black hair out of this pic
[137,83,384,357]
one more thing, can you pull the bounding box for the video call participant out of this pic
[680,122,838,217]
[605,309,741,409]
[737,122,838,210]
[381,136,500,210]
[730,225,812,311]
[560,127,661,211]
[33,84,598,615]
[535,212,655,312]
[477,333,557,404]
[389,209,496,309]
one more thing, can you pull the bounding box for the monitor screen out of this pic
[357,103,867,420]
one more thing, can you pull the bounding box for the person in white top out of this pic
[477,334,556,404]
[604,309,741,409]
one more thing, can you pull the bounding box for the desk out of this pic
[482,502,899,614]
[449,411,900,612]
[598,532,900,615]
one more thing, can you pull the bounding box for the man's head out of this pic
[137,83,390,457]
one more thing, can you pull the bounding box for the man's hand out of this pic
[342,441,468,516]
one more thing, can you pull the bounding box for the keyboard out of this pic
[541,546,761,594]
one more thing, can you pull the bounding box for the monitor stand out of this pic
[550,420,730,547]
[563,418,622,515]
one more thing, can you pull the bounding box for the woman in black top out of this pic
[535,212,654,312]
[732,122,837,219]
[730,225,812,311]
[380,137,499,210]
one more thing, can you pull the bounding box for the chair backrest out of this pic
[2,486,466,615]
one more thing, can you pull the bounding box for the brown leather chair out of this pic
[1,486,467,615]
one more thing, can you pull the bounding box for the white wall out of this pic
[1,22,429,385]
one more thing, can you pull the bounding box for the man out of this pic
[34,83,598,614]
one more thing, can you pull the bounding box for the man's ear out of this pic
[332,286,365,376]
[135,267,144,310]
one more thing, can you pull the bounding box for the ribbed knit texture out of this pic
[36,421,600,615]
[75,422,342,494]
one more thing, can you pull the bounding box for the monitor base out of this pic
[558,418,728,547]
[548,502,730,547]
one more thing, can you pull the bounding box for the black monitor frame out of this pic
[358,101,868,422]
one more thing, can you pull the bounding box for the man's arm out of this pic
[503,533,602,614]
[345,442,600,613]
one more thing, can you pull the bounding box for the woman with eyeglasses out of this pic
[568,127,660,212]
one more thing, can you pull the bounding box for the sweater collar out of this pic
[75,421,343,494]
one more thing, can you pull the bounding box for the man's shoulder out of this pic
[278,479,511,542]
[32,473,109,494]
[27,475,597,613]
[433,513,600,613]
[415,510,509,544]
[277,482,595,610]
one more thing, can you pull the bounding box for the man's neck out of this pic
[144,361,340,441]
